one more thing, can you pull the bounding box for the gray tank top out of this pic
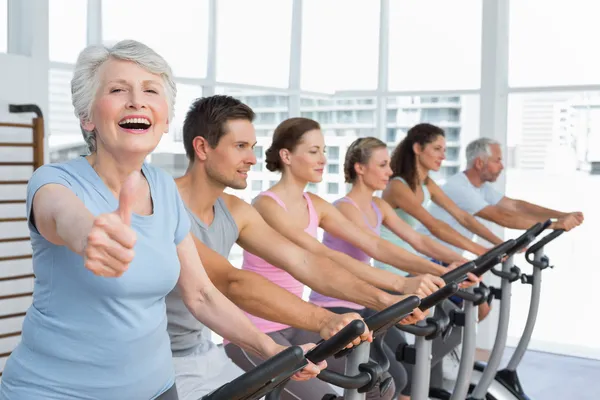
[166,197,239,356]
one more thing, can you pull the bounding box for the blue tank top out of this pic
[374,177,431,276]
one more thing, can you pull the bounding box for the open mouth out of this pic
[118,117,152,132]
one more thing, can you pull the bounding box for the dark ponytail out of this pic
[390,123,445,192]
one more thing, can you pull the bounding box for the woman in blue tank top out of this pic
[0,40,318,400]
[380,123,502,320]
[380,123,499,260]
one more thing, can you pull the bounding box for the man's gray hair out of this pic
[465,137,500,168]
[71,39,177,153]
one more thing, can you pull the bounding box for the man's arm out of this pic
[476,203,547,230]
[250,196,416,312]
[191,234,356,338]
[428,180,503,246]
[500,197,566,219]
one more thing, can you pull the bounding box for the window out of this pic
[510,1,600,87]
[102,0,209,78]
[217,0,292,87]
[269,180,278,187]
[386,95,480,176]
[357,110,375,124]
[328,147,340,161]
[337,111,353,124]
[301,0,379,92]
[254,162,263,172]
[386,129,396,143]
[49,0,87,63]
[48,68,87,163]
[307,183,319,193]
[254,146,264,159]
[0,0,6,53]
[216,87,289,138]
[388,0,482,91]
[148,153,188,177]
[166,83,203,142]
[327,182,339,194]
[505,91,598,359]
[251,180,263,192]
[327,164,339,174]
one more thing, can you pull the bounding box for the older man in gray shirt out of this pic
[418,138,583,256]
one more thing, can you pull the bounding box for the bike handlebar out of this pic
[418,282,459,311]
[366,295,421,335]
[526,229,565,261]
[333,295,421,359]
[202,346,306,400]
[306,319,366,364]
[440,239,516,284]
[203,319,367,400]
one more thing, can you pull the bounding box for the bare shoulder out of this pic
[305,191,331,216]
[305,191,328,207]
[220,192,255,220]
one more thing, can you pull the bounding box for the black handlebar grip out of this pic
[506,222,551,256]
[526,229,565,261]
[540,219,553,230]
[440,261,476,284]
[202,346,305,400]
[418,282,459,311]
[471,239,516,277]
[474,239,516,268]
[365,295,421,333]
[305,319,366,364]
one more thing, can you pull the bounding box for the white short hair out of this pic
[71,40,177,153]
[465,138,500,168]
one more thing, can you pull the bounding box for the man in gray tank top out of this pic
[166,96,427,400]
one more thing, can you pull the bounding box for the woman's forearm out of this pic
[327,250,405,292]
[186,284,279,359]
[416,236,468,264]
[461,217,503,247]
[373,239,447,276]
[430,223,488,257]
[55,207,94,256]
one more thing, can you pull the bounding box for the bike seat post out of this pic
[343,340,371,400]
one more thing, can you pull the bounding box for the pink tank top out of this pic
[241,191,319,333]
[310,197,382,310]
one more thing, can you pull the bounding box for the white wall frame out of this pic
[287,0,302,117]
[375,0,390,142]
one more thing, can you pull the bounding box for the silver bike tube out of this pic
[450,290,477,400]
[470,255,514,399]
[506,247,544,370]
[411,311,434,400]
[343,340,370,400]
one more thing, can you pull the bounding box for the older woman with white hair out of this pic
[0,40,322,400]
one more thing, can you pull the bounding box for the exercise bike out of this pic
[395,236,524,400]
[202,293,421,400]
[468,222,566,400]
[423,221,550,400]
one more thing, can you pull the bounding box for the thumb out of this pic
[117,171,141,225]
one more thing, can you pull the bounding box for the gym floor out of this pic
[499,347,600,399]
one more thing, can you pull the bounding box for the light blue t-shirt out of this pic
[417,172,504,256]
[0,157,191,400]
